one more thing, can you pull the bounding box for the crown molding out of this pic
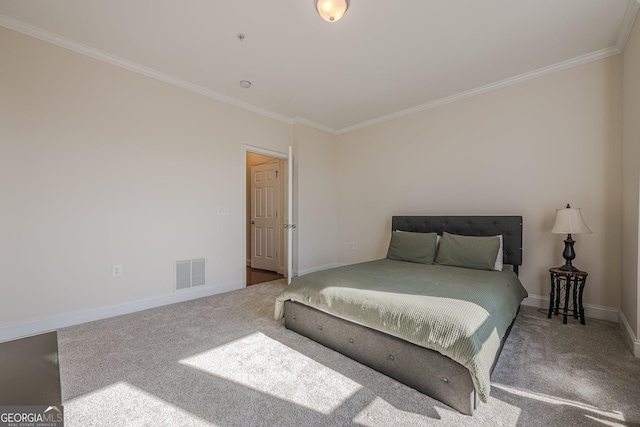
[337,46,621,134]
[0,14,298,127]
[292,116,339,134]
[1,8,635,137]
[616,0,640,52]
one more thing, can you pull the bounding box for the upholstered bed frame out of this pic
[284,215,523,415]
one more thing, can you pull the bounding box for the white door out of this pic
[251,161,280,271]
[286,146,294,284]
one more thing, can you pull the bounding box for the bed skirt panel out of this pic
[284,300,477,415]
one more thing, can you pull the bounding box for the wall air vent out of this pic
[174,258,206,290]
[191,258,205,286]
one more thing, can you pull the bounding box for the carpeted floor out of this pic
[58,280,640,426]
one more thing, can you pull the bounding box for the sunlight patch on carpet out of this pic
[493,383,627,425]
[352,396,437,426]
[66,382,214,427]
[180,332,362,414]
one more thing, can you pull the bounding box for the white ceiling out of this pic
[0,1,638,133]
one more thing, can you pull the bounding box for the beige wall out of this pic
[1,21,633,343]
[0,27,310,333]
[622,13,640,340]
[336,56,623,310]
[293,124,339,274]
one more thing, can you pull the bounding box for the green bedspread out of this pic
[275,258,528,402]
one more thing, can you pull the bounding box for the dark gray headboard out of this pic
[391,216,523,270]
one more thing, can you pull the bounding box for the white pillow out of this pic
[494,235,503,271]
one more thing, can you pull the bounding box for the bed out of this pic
[275,216,527,415]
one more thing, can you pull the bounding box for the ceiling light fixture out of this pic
[315,0,349,23]
[239,80,251,89]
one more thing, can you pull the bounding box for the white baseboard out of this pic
[619,310,640,357]
[0,280,242,343]
[522,294,619,323]
[518,295,640,358]
[297,263,343,276]
[7,277,637,358]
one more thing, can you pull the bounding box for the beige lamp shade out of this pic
[315,0,349,22]
[551,207,592,235]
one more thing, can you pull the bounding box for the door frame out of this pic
[242,145,290,287]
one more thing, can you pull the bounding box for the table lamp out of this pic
[551,204,592,272]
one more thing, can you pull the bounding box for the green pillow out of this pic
[434,232,501,271]
[387,231,438,265]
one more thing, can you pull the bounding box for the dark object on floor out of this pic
[0,331,62,406]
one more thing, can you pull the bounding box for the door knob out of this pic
[250,221,255,224]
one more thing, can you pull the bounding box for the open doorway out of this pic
[246,150,287,286]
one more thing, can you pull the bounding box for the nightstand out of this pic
[548,268,588,325]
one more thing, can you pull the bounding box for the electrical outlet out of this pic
[112,264,123,277]
[350,242,355,251]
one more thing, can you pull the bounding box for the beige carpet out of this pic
[58,280,640,426]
